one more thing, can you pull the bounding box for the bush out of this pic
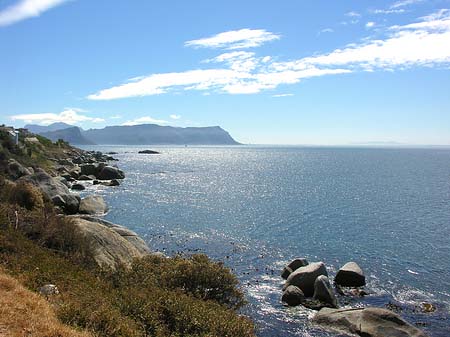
[7,181,44,211]
[0,229,255,337]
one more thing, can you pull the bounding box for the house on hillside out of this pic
[0,125,19,145]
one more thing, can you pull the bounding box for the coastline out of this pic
[0,133,255,336]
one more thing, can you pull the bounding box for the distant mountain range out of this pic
[25,123,240,145]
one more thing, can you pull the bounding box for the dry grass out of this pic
[0,269,92,337]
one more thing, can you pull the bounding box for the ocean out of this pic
[80,146,450,336]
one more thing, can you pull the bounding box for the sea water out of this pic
[80,146,450,336]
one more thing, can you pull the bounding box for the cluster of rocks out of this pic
[280,258,428,337]
[6,149,158,270]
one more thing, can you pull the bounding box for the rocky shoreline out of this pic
[6,147,156,270]
[3,142,433,336]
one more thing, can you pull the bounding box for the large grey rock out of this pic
[335,262,366,287]
[98,166,125,180]
[281,285,305,306]
[80,163,99,176]
[285,262,328,297]
[313,307,428,337]
[79,195,108,215]
[19,169,79,214]
[281,258,309,279]
[313,275,338,308]
[70,216,150,270]
[7,159,31,180]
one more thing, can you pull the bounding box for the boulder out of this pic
[138,149,160,154]
[313,275,338,308]
[108,179,120,186]
[78,174,93,181]
[79,195,108,215]
[285,262,328,297]
[51,195,66,208]
[69,216,150,270]
[313,307,428,337]
[335,262,366,287]
[98,166,125,180]
[281,258,309,279]
[281,285,305,306]
[71,183,85,191]
[80,163,99,176]
[19,169,79,214]
[7,159,31,180]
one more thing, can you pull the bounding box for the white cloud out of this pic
[185,28,280,50]
[390,0,424,9]
[272,93,294,97]
[319,28,334,34]
[0,0,69,27]
[10,108,105,125]
[366,21,376,28]
[169,114,181,120]
[346,11,361,17]
[121,116,169,126]
[372,8,406,14]
[88,11,450,99]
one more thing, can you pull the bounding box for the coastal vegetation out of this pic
[0,130,254,337]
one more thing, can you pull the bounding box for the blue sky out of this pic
[1,0,449,145]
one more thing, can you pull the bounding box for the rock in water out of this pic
[313,275,338,308]
[71,183,85,191]
[79,195,108,215]
[335,262,366,287]
[282,285,305,306]
[313,307,428,337]
[138,149,160,154]
[281,258,309,279]
[98,166,125,180]
[285,262,328,297]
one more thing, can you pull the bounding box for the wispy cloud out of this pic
[185,28,280,50]
[88,11,450,99]
[0,0,69,27]
[346,11,361,17]
[10,108,104,125]
[121,116,170,126]
[390,0,424,9]
[319,28,334,34]
[372,8,406,14]
[169,114,181,120]
[272,93,294,97]
[365,21,376,28]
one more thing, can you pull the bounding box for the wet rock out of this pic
[313,307,428,337]
[335,262,366,287]
[71,183,85,191]
[138,149,160,154]
[79,195,108,215]
[80,163,99,176]
[285,262,328,297]
[281,258,309,279]
[108,179,120,186]
[98,166,125,180]
[78,174,93,181]
[282,285,305,306]
[313,275,338,308]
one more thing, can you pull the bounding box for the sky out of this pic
[1,0,450,145]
